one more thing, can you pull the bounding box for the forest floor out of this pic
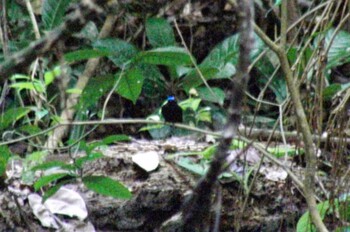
[1,136,307,231]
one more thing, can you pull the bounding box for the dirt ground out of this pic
[0,137,307,231]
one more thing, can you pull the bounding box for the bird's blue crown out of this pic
[167,95,175,101]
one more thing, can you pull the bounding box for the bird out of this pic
[161,96,183,123]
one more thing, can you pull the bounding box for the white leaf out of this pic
[132,151,159,172]
[44,187,88,220]
[260,166,288,181]
[28,193,59,229]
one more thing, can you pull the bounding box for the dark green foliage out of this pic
[145,17,176,48]
[0,107,31,131]
[0,146,11,177]
[82,175,132,199]
[4,5,350,213]
[31,135,132,200]
[42,0,71,30]
[93,38,139,68]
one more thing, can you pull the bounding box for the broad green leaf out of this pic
[102,135,130,144]
[134,47,193,66]
[0,107,31,131]
[179,98,201,111]
[177,157,209,176]
[75,152,104,169]
[197,107,212,123]
[116,67,144,104]
[31,161,75,172]
[325,29,350,69]
[146,17,176,48]
[200,145,217,160]
[83,176,131,199]
[34,173,70,191]
[93,38,138,68]
[10,80,45,92]
[139,64,166,98]
[197,87,225,105]
[78,75,115,111]
[199,32,264,78]
[200,34,240,72]
[0,146,11,176]
[182,66,220,92]
[25,150,49,165]
[323,84,342,100]
[44,66,61,85]
[64,49,111,63]
[19,124,42,135]
[42,0,71,30]
[42,181,67,201]
[297,200,330,232]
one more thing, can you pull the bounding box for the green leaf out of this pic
[19,124,41,136]
[139,64,166,98]
[31,161,75,172]
[146,17,176,48]
[66,88,82,94]
[0,146,11,176]
[182,66,220,92]
[34,108,49,120]
[177,157,209,176]
[134,46,194,66]
[34,173,70,191]
[200,145,217,160]
[197,107,212,123]
[44,66,61,85]
[78,22,99,41]
[42,0,71,30]
[10,74,29,80]
[231,139,249,149]
[82,176,131,199]
[297,200,330,232]
[116,67,144,104]
[64,49,111,63]
[323,84,342,100]
[179,98,201,111]
[267,145,303,158]
[325,29,350,69]
[78,75,115,111]
[93,38,138,68]
[0,107,31,131]
[25,150,49,166]
[10,80,45,92]
[102,134,130,144]
[197,87,225,105]
[75,152,104,169]
[42,181,67,202]
[201,34,240,72]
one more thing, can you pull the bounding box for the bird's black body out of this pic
[161,96,183,123]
